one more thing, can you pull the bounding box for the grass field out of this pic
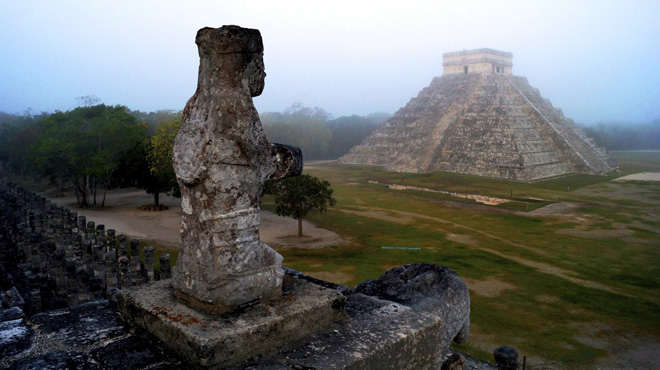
[267,152,660,368]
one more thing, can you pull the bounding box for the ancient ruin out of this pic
[0,180,169,316]
[340,48,617,182]
[171,26,303,312]
[1,177,476,369]
[3,26,476,370]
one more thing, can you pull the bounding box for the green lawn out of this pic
[270,153,660,368]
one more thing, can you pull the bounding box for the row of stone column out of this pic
[0,179,172,315]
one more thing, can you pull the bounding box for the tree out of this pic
[266,174,336,237]
[89,106,148,205]
[145,114,182,206]
[261,103,332,160]
[0,110,48,177]
[28,104,146,207]
[261,104,390,160]
[325,114,388,159]
[126,108,180,135]
[76,95,101,107]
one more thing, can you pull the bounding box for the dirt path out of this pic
[613,171,660,181]
[35,187,346,250]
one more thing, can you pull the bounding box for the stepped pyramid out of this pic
[340,48,617,182]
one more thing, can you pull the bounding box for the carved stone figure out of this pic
[171,25,302,312]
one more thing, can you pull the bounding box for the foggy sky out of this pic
[1,0,659,124]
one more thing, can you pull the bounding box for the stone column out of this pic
[106,229,116,251]
[494,346,519,370]
[90,276,103,300]
[92,244,106,290]
[85,221,95,241]
[65,257,79,306]
[171,25,302,313]
[95,224,105,249]
[78,216,86,235]
[73,235,83,260]
[119,256,132,289]
[82,239,93,269]
[130,239,141,286]
[143,246,154,283]
[70,211,78,233]
[159,253,171,280]
[76,265,91,303]
[54,248,67,299]
[118,234,128,257]
[63,208,71,228]
[105,250,118,290]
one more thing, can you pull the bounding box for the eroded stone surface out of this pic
[6,351,103,370]
[1,266,482,370]
[354,263,471,350]
[171,25,302,310]
[237,264,472,370]
[441,352,467,370]
[0,300,182,370]
[117,276,346,369]
[0,306,25,321]
[494,345,519,370]
[31,300,125,346]
[91,336,170,370]
[0,318,32,358]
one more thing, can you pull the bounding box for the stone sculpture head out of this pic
[194,26,266,97]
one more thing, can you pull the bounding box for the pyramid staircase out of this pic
[340,72,616,182]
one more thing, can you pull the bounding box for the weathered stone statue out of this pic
[171,25,302,312]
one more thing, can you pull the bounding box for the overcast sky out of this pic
[1,0,659,124]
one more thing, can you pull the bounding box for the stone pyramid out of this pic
[340,48,616,182]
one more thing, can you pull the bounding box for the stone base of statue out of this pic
[117,275,346,369]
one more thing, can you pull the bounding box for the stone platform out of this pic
[117,275,347,369]
[2,265,482,370]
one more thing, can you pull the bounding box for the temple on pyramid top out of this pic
[443,48,513,75]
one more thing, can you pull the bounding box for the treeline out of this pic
[0,104,181,207]
[581,119,660,150]
[0,101,388,207]
[261,103,390,160]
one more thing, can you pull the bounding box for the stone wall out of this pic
[0,179,171,316]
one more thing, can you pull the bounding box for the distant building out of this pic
[443,48,513,75]
[340,49,617,182]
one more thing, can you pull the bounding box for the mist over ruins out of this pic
[341,48,617,181]
[1,14,660,370]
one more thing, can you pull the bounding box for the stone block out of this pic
[91,336,169,370]
[0,318,32,358]
[7,351,102,370]
[242,264,471,370]
[0,306,25,322]
[31,300,125,346]
[261,293,445,370]
[117,275,346,369]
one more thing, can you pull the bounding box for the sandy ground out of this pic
[613,171,660,181]
[36,187,345,250]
